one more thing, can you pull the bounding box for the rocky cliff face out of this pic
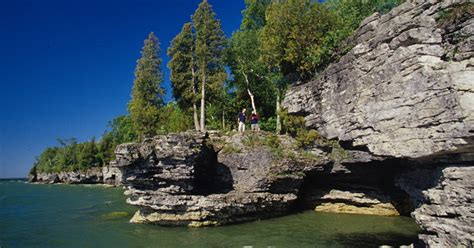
[283,0,473,159]
[397,165,474,247]
[283,0,473,246]
[112,131,332,227]
[29,168,104,184]
[29,165,122,185]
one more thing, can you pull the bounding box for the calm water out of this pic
[0,180,420,248]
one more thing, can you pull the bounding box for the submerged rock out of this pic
[309,189,400,216]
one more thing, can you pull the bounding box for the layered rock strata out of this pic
[397,165,474,247]
[305,188,400,216]
[113,131,330,227]
[283,0,474,159]
[30,167,104,184]
[283,0,474,246]
[29,165,122,185]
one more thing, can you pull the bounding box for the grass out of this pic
[221,144,242,154]
[437,3,474,27]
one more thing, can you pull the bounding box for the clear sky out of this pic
[0,0,245,178]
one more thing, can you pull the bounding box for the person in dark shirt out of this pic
[238,108,246,132]
[250,110,260,132]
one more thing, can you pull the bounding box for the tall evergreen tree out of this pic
[167,23,200,131]
[128,32,165,138]
[192,0,227,131]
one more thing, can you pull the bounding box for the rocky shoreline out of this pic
[28,166,120,185]
[28,0,473,247]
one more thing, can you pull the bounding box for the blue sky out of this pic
[0,0,245,178]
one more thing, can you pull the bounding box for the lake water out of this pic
[0,179,420,247]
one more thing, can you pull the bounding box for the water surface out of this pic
[0,180,420,247]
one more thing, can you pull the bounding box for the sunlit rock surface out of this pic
[283,0,474,246]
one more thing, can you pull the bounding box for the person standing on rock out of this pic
[238,108,246,132]
[250,110,260,132]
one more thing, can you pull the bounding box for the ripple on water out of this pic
[0,182,421,248]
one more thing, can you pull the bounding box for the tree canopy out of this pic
[31,0,405,174]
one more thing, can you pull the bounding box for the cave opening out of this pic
[294,159,417,216]
[193,145,234,195]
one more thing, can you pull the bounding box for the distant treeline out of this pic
[31,0,403,173]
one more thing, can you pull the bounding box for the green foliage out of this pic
[263,133,281,149]
[193,0,228,131]
[279,109,324,149]
[158,103,193,134]
[33,115,139,174]
[98,115,138,164]
[259,117,277,132]
[279,109,306,136]
[33,138,101,173]
[241,0,271,30]
[222,144,242,154]
[327,139,350,161]
[227,0,278,123]
[260,0,404,80]
[436,2,474,27]
[296,129,321,148]
[167,23,197,113]
[128,32,165,138]
[324,0,405,59]
[261,0,339,79]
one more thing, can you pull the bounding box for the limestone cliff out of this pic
[283,0,473,159]
[282,0,474,246]
[110,131,330,227]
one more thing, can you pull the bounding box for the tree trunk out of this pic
[247,89,256,113]
[191,66,200,131]
[222,110,225,130]
[276,92,281,134]
[243,71,257,113]
[200,62,206,132]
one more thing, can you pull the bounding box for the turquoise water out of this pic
[0,180,420,247]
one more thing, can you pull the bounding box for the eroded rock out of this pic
[283,0,474,246]
[32,168,104,184]
[283,0,474,159]
[113,131,330,226]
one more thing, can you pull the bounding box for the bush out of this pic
[279,109,306,136]
[264,133,281,149]
[296,129,321,148]
[260,117,277,132]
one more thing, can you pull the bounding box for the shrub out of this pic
[264,133,281,149]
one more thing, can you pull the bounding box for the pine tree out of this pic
[128,32,165,138]
[167,23,200,131]
[192,0,227,131]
